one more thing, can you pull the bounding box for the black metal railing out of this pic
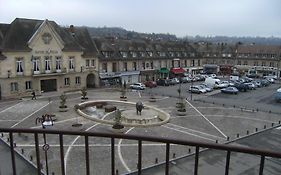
[0,127,281,175]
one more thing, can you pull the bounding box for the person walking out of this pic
[31,90,36,100]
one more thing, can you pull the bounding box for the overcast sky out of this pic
[1,0,281,37]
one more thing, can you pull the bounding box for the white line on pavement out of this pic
[138,91,141,98]
[0,101,23,114]
[156,97,169,101]
[162,125,216,142]
[11,102,50,128]
[167,123,224,139]
[185,99,227,138]
[16,143,167,147]
[118,127,135,173]
[0,120,21,122]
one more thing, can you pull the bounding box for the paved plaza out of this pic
[0,85,280,175]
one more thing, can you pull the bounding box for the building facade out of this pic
[0,18,99,99]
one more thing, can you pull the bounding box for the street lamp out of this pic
[35,114,55,175]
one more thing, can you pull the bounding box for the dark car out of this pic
[144,81,157,88]
[232,83,248,92]
[260,79,270,87]
[221,87,239,94]
[156,79,169,86]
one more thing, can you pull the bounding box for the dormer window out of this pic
[169,52,174,57]
[140,52,146,57]
[131,52,137,58]
[183,52,187,57]
[147,51,153,57]
[159,52,166,57]
[176,52,181,57]
[120,51,128,58]
[102,51,110,58]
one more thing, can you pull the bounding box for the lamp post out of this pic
[35,114,54,175]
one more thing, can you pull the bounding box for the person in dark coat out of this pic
[31,90,36,100]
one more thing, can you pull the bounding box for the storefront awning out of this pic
[170,68,185,74]
[159,68,169,74]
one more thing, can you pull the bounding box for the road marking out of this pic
[0,119,21,122]
[64,114,108,173]
[185,99,227,138]
[162,125,216,142]
[138,91,141,98]
[156,97,169,101]
[0,101,23,114]
[167,123,224,139]
[118,127,135,173]
[11,102,50,128]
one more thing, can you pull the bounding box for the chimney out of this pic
[69,25,75,37]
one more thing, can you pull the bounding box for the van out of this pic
[204,77,221,89]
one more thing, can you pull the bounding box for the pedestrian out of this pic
[31,90,36,100]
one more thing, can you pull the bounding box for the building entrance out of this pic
[40,79,57,92]
[86,74,96,88]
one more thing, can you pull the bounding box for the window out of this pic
[132,52,137,58]
[237,60,241,65]
[198,60,201,66]
[33,57,40,72]
[254,61,259,66]
[243,61,248,65]
[112,62,117,72]
[140,52,146,57]
[142,62,145,69]
[123,62,128,71]
[86,59,90,67]
[45,56,51,72]
[184,60,187,67]
[91,60,95,67]
[192,60,195,67]
[262,61,266,66]
[120,51,127,58]
[133,62,137,70]
[146,62,150,68]
[64,78,70,86]
[69,56,74,70]
[11,82,18,92]
[102,63,107,72]
[270,62,275,67]
[16,58,24,74]
[150,61,154,69]
[75,77,81,85]
[147,51,153,57]
[25,81,32,90]
[56,57,62,70]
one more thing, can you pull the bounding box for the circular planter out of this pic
[112,124,125,133]
[176,110,187,116]
[59,106,68,112]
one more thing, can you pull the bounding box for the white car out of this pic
[130,83,146,90]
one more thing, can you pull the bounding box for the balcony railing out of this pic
[0,127,281,175]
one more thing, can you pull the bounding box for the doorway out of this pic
[40,79,57,92]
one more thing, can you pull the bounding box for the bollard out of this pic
[215,140,218,143]
[256,108,259,112]
[52,173,55,175]
[188,148,191,153]
[272,123,274,127]
[155,158,158,164]
[14,143,16,147]
[252,109,255,112]
[116,169,119,175]
[241,108,243,111]
[264,125,266,129]
[7,138,9,142]
[255,128,258,132]
[246,130,249,135]
[1,133,3,137]
[227,136,229,141]
[269,110,271,113]
[21,149,24,154]
[212,102,215,104]
[279,121,280,124]
[233,105,236,108]
[222,104,225,107]
[30,155,33,161]
[237,134,239,138]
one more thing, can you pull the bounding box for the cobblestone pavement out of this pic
[0,88,280,175]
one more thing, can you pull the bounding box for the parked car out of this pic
[232,83,248,92]
[130,83,146,90]
[171,78,180,84]
[244,83,256,90]
[156,79,169,86]
[144,81,157,88]
[260,79,270,87]
[252,80,262,88]
[180,76,192,83]
[199,84,213,92]
[218,81,230,88]
[221,87,239,94]
[266,78,275,84]
[189,85,207,94]
[275,88,281,102]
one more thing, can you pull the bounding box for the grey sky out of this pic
[1,0,281,37]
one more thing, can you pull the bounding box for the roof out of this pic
[0,18,85,52]
[237,45,281,54]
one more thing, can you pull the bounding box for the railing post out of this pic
[194,146,199,175]
[259,155,265,175]
[138,140,142,175]
[59,134,65,175]
[9,132,16,175]
[85,135,90,175]
[225,150,231,175]
[165,143,170,175]
[34,133,41,175]
[111,138,115,175]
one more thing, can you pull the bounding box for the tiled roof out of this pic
[237,45,281,54]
